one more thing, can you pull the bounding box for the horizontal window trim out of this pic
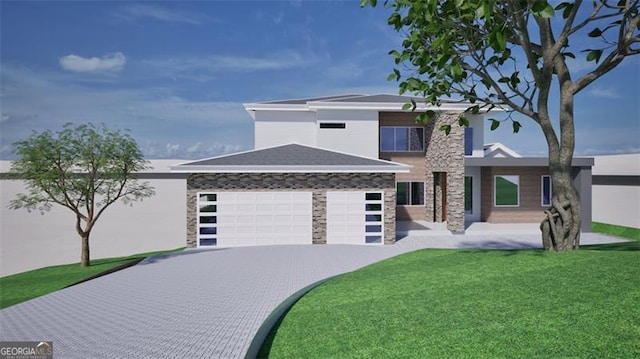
[493,175,520,207]
[319,122,346,129]
[380,150,426,154]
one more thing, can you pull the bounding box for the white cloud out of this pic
[586,87,620,99]
[166,144,180,155]
[565,56,598,74]
[0,65,253,160]
[59,52,126,73]
[187,142,203,154]
[140,50,322,80]
[116,4,209,25]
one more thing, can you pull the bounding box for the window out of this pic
[366,193,382,201]
[197,193,218,246]
[396,182,425,205]
[494,175,519,207]
[365,203,382,211]
[542,175,552,206]
[319,122,346,129]
[464,127,473,156]
[380,127,425,152]
[365,192,384,244]
[464,176,472,213]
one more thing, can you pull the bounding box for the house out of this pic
[171,94,594,248]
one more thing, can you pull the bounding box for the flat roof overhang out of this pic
[465,157,594,167]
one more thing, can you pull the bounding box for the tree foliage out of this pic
[362,0,639,250]
[9,123,155,267]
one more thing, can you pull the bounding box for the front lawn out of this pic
[261,242,640,358]
[593,221,640,241]
[0,247,184,309]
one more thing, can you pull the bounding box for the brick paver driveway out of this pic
[0,232,625,358]
[0,245,417,358]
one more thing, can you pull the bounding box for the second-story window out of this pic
[380,127,425,152]
[464,127,473,156]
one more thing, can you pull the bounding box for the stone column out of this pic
[424,113,466,233]
[312,190,327,244]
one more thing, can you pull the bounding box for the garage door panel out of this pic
[255,192,274,201]
[256,203,273,212]
[327,191,384,245]
[256,215,273,224]
[199,191,312,247]
[276,225,293,233]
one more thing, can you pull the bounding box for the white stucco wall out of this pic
[0,160,187,276]
[254,111,317,149]
[316,109,379,158]
[468,115,485,157]
[592,154,640,229]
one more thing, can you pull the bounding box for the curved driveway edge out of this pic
[244,276,335,359]
[0,233,627,358]
[0,245,414,358]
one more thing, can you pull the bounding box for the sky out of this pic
[1,0,639,160]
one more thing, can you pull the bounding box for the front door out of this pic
[433,172,447,222]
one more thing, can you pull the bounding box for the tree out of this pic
[9,123,155,267]
[362,0,639,250]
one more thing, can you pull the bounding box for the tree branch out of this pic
[572,7,640,93]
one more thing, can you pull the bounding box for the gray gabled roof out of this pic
[171,144,411,173]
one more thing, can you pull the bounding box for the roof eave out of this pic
[170,165,411,173]
[244,101,506,113]
[307,101,475,112]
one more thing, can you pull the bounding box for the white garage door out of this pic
[197,192,312,247]
[326,191,384,245]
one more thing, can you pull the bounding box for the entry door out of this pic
[433,172,447,222]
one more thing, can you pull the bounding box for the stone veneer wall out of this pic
[425,112,465,233]
[379,112,465,233]
[186,172,397,247]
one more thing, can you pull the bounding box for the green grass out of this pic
[261,242,640,358]
[0,247,184,309]
[593,221,640,241]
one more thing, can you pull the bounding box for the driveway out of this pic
[0,232,627,358]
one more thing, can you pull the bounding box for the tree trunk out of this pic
[80,233,90,268]
[540,160,581,251]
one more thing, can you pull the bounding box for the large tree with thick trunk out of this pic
[363,0,639,250]
[9,123,155,267]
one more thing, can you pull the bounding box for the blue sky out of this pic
[1,1,638,160]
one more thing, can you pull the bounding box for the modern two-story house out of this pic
[172,94,593,248]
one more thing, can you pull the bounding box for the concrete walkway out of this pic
[0,232,628,358]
